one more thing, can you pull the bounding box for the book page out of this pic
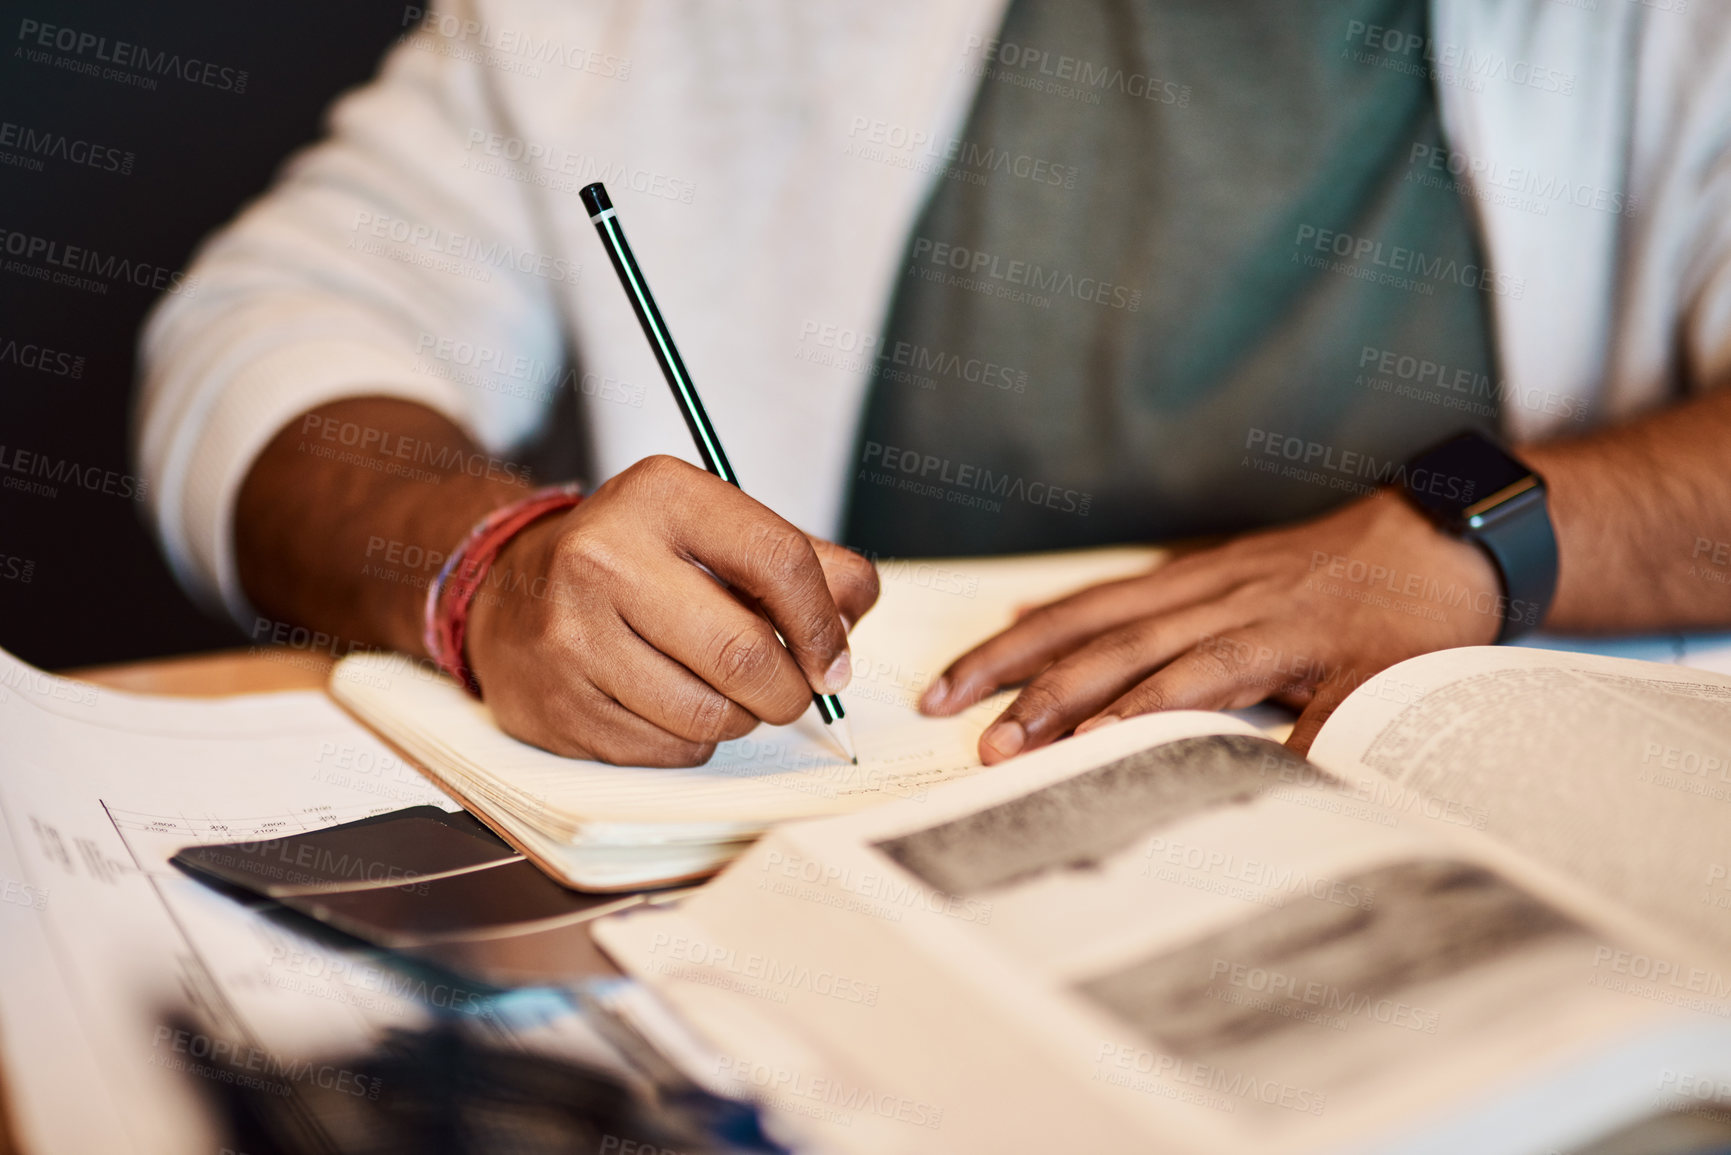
[1310,646,1731,962]
[597,708,1713,1155]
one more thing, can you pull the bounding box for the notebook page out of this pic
[330,548,1165,838]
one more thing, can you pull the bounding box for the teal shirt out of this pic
[844,0,1498,557]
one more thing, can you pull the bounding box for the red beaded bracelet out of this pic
[423,483,583,696]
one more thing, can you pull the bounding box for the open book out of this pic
[591,646,1731,1154]
[330,547,1182,889]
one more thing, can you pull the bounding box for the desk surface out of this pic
[68,646,333,697]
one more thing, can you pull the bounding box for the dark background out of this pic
[0,0,408,670]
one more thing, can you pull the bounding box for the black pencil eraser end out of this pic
[579,183,611,218]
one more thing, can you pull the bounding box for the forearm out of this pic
[1523,386,1731,633]
[235,397,533,657]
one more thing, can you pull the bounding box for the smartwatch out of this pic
[1398,430,1558,643]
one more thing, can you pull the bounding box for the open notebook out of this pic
[329,547,1177,890]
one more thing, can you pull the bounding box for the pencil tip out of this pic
[831,717,857,764]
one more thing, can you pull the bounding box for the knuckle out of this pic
[615,455,691,507]
[633,453,686,486]
[792,601,844,654]
[1126,678,1174,714]
[1193,645,1241,685]
[1011,679,1068,723]
[746,522,813,584]
[1097,624,1150,667]
[681,687,737,744]
[712,624,779,691]
[552,527,620,580]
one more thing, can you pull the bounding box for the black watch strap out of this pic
[1400,431,1559,644]
[1472,495,1558,643]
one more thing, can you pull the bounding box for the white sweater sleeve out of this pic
[134,1,568,623]
[1675,15,1731,394]
[1624,3,1731,403]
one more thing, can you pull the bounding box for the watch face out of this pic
[1402,431,1534,522]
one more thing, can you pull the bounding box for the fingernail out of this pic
[919,676,950,713]
[1075,714,1121,735]
[823,652,853,695]
[981,719,1026,761]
